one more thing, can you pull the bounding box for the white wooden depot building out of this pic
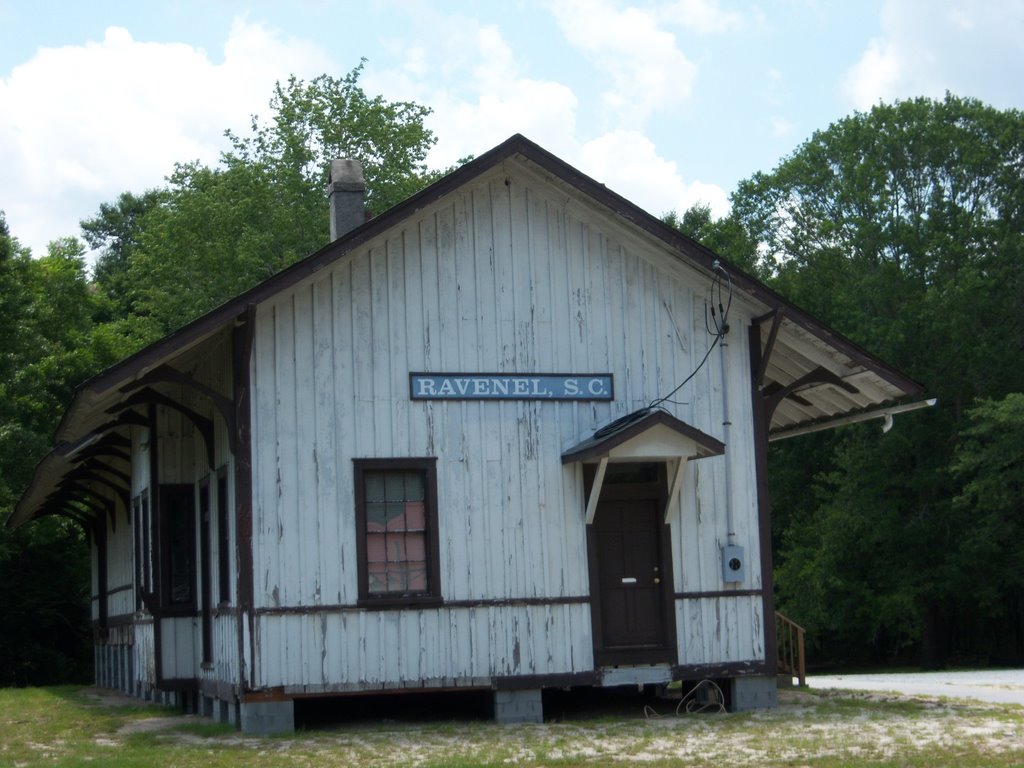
[11,135,924,732]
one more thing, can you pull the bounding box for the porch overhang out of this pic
[749,309,927,438]
[562,410,725,524]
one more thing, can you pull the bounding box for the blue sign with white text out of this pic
[410,373,614,401]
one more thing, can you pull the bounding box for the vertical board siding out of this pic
[133,621,155,690]
[105,509,135,617]
[676,595,765,665]
[92,332,241,694]
[256,603,593,691]
[250,163,766,688]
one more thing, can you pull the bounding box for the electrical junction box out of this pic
[722,544,745,584]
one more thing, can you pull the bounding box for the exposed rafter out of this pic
[120,364,236,453]
[108,386,216,469]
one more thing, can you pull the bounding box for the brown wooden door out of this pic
[593,499,668,650]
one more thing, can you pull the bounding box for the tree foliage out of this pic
[116,63,440,332]
[726,94,1024,666]
[948,394,1024,660]
[662,203,762,276]
[0,215,103,685]
[81,189,163,318]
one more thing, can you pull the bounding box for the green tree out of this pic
[125,63,440,332]
[949,394,1024,661]
[0,216,106,685]
[662,204,763,276]
[731,94,1024,666]
[81,189,163,318]
[226,61,438,216]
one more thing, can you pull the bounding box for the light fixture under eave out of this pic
[769,398,938,442]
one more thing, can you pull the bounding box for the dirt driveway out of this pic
[807,669,1024,706]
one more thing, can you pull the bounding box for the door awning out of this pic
[561,409,724,465]
[562,410,724,525]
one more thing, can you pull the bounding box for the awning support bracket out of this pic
[665,456,688,525]
[585,457,608,525]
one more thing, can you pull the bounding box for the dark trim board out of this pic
[444,596,589,610]
[240,672,598,700]
[91,583,135,601]
[232,308,256,692]
[493,672,598,690]
[157,677,200,692]
[594,646,677,667]
[748,323,778,675]
[674,589,763,600]
[198,677,238,701]
[254,595,591,617]
[93,612,145,629]
[672,660,770,680]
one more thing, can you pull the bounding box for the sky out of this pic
[1,0,1022,263]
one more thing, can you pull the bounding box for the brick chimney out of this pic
[327,158,365,241]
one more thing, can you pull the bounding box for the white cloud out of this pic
[658,0,744,34]
[365,15,579,168]
[366,11,720,222]
[580,130,729,219]
[0,8,729,261]
[0,18,332,258]
[546,0,698,128]
[843,0,1024,110]
[770,115,796,138]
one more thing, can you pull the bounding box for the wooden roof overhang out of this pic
[749,308,928,440]
[9,331,238,529]
[562,410,725,524]
[10,134,925,529]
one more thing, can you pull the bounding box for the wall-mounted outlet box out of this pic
[722,544,745,583]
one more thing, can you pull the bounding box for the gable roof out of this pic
[9,133,925,528]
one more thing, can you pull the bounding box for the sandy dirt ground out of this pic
[75,681,1024,766]
[808,669,1024,705]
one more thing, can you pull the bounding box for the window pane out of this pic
[366,532,387,563]
[169,509,192,604]
[384,472,405,501]
[366,501,388,529]
[365,474,386,503]
[217,474,230,603]
[405,501,425,530]
[405,532,426,561]
[384,501,405,529]
[603,462,659,484]
[361,466,432,597]
[386,535,407,562]
[367,561,388,594]
[406,563,428,592]
[404,472,425,501]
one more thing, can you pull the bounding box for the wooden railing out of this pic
[776,611,806,686]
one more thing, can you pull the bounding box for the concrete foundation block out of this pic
[494,689,543,724]
[240,699,295,735]
[731,675,778,711]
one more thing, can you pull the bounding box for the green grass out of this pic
[0,686,1021,767]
